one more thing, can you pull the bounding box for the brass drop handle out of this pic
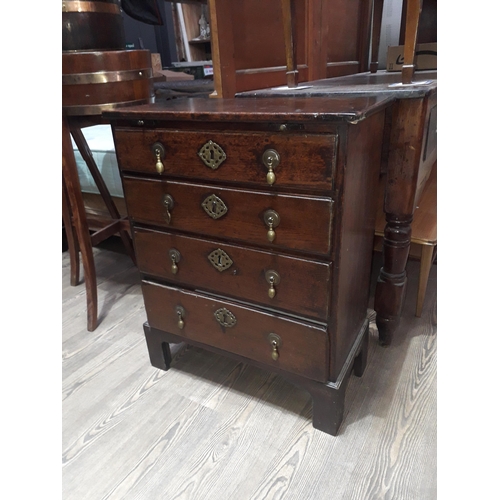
[162,194,174,224]
[265,270,281,299]
[263,209,280,243]
[176,306,185,330]
[262,149,280,186]
[271,341,279,360]
[152,142,165,174]
[268,333,282,361]
[169,249,181,274]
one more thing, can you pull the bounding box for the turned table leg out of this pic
[374,92,436,346]
[374,214,412,346]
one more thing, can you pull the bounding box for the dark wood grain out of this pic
[375,90,437,345]
[109,96,390,435]
[123,177,334,255]
[141,281,329,383]
[62,0,125,51]
[62,50,153,116]
[329,110,385,378]
[113,128,337,190]
[238,71,437,347]
[206,0,375,96]
[133,227,332,320]
[104,95,395,123]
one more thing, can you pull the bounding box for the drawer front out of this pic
[134,227,331,321]
[142,281,329,382]
[123,177,334,255]
[114,128,336,190]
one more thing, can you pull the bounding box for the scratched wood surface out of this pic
[62,240,437,500]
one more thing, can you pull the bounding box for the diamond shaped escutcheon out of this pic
[198,140,227,170]
[201,194,228,219]
[208,248,233,272]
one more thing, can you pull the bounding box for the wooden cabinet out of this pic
[107,95,390,435]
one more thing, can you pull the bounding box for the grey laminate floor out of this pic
[62,242,437,500]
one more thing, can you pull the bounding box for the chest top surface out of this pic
[104,95,394,125]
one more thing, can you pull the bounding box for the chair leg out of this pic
[62,177,80,286]
[416,244,436,317]
[62,116,98,331]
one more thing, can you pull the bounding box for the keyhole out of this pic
[218,254,222,265]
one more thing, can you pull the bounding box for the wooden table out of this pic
[238,70,437,345]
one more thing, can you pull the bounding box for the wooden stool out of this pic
[374,163,437,317]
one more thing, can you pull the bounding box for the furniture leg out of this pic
[307,380,347,436]
[374,214,412,346]
[143,323,173,371]
[62,176,80,286]
[281,0,298,88]
[369,0,385,73]
[401,0,423,84]
[374,95,434,345]
[62,115,98,331]
[416,244,436,317]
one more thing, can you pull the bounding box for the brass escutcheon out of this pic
[214,308,237,328]
[198,140,227,170]
[202,194,228,219]
[208,248,233,272]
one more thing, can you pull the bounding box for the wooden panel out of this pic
[324,0,362,63]
[141,280,329,382]
[134,227,332,320]
[208,0,373,96]
[113,128,337,190]
[330,110,385,379]
[123,177,334,255]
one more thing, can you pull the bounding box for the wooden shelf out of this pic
[189,37,211,44]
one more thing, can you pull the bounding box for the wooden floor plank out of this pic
[62,242,437,500]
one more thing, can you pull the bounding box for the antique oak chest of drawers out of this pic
[107,96,390,435]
